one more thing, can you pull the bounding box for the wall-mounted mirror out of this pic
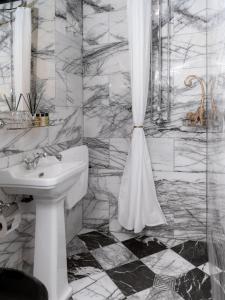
[0,0,32,113]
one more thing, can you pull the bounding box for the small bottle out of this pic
[34,113,41,127]
[45,112,49,126]
[40,113,46,127]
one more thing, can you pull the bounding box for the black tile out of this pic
[106,260,155,297]
[67,252,103,282]
[78,231,116,250]
[172,241,208,267]
[174,268,212,300]
[122,236,167,259]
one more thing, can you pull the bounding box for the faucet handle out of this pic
[24,157,33,170]
[55,153,62,161]
[35,152,47,159]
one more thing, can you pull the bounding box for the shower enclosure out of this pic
[207,1,225,299]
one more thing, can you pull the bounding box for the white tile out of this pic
[127,286,184,300]
[91,242,137,270]
[71,272,124,300]
[198,262,222,276]
[141,249,195,277]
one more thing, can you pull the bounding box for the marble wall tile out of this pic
[84,75,109,107]
[83,12,109,48]
[83,172,121,229]
[109,137,174,172]
[83,138,110,169]
[109,9,127,43]
[83,0,115,17]
[148,138,174,171]
[207,29,225,66]
[83,199,109,225]
[55,0,83,50]
[109,138,129,170]
[207,4,225,31]
[174,135,206,172]
[109,72,131,105]
[67,74,83,107]
[32,19,55,53]
[0,215,36,271]
[32,0,55,21]
[49,107,83,145]
[83,41,129,77]
[0,19,11,56]
[84,104,132,138]
[173,0,207,35]
[55,31,82,76]
[32,52,55,80]
[171,32,206,69]
[108,0,126,11]
[0,127,49,157]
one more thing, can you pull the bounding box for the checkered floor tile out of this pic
[67,229,215,300]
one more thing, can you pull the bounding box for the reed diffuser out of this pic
[1,92,43,129]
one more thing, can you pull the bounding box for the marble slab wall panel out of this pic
[0,0,83,271]
[83,0,208,241]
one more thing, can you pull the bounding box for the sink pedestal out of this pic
[0,145,89,300]
[34,196,72,300]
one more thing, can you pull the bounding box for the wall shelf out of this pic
[6,121,64,130]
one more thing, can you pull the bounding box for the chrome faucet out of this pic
[24,152,63,170]
[24,152,47,170]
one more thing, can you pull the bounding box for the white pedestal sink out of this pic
[0,145,88,300]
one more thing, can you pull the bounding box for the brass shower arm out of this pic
[184,75,206,105]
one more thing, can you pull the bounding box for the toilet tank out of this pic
[61,145,89,210]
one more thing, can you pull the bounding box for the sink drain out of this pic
[39,172,44,178]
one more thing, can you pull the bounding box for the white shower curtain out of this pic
[118,0,167,233]
[13,7,32,111]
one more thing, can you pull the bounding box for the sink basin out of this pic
[0,159,85,188]
[0,145,89,300]
[0,157,87,199]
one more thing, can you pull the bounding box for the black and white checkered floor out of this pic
[67,229,215,299]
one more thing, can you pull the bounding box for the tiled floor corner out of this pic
[67,229,214,300]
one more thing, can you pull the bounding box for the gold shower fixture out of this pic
[184,75,206,127]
